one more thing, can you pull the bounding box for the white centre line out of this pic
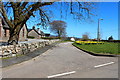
[47,71,76,78]
[94,62,115,68]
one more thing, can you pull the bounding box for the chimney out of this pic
[32,26,35,29]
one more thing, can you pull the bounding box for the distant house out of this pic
[28,26,45,39]
[0,17,28,42]
[70,37,76,41]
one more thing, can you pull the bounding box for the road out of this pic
[2,42,118,78]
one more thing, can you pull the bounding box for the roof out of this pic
[28,29,32,32]
[1,17,10,29]
[28,28,45,36]
[1,17,28,30]
[34,29,41,35]
[40,30,45,35]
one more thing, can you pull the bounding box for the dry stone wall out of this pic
[0,40,59,58]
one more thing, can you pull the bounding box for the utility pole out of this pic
[97,18,103,41]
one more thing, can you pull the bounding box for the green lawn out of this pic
[73,42,120,55]
[60,40,72,43]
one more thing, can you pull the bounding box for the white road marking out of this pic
[47,71,76,78]
[94,62,115,68]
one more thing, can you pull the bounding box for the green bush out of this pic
[41,37,60,40]
[27,36,35,39]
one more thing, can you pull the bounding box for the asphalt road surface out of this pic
[2,42,118,78]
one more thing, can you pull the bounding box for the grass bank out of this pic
[60,40,72,43]
[73,42,120,55]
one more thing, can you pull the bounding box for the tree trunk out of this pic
[8,25,22,45]
[57,30,62,39]
[8,32,19,45]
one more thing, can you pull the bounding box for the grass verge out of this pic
[60,40,72,43]
[73,42,120,55]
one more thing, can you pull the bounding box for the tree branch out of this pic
[22,2,54,23]
[20,2,28,10]
[0,2,13,28]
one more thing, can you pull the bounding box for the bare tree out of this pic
[82,32,90,41]
[0,1,96,44]
[50,20,66,38]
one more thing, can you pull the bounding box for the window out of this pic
[23,28,24,37]
[4,29,6,37]
[0,26,1,37]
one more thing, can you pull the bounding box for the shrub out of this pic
[41,37,60,40]
[75,41,104,45]
[27,36,35,39]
